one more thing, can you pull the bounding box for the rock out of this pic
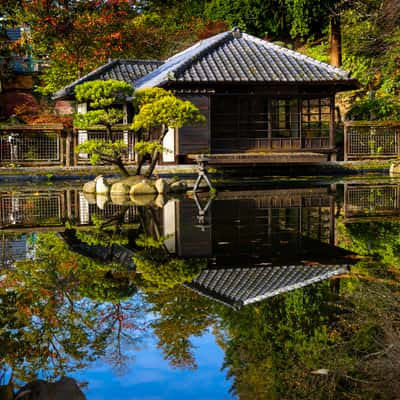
[130,179,157,196]
[170,180,187,193]
[155,178,170,194]
[389,161,400,176]
[96,194,109,210]
[15,376,86,400]
[82,180,96,193]
[130,193,156,206]
[120,175,143,186]
[110,181,131,195]
[110,193,131,205]
[95,175,110,195]
[82,192,97,204]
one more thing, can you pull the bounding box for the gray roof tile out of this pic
[136,29,357,89]
[53,59,163,99]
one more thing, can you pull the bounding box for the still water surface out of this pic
[1,178,400,399]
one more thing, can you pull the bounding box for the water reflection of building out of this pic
[0,233,32,268]
[160,188,353,308]
[0,190,138,229]
[344,183,400,222]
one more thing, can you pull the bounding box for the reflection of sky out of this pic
[73,331,234,400]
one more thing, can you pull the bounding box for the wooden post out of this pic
[73,130,78,166]
[59,131,64,165]
[343,122,348,161]
[329,95,335,151]
[66,130,72,167]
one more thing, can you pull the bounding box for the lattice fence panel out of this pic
[345,186,398,217]
[0,132,60,162]
[346,125,399,159]
[0,193,62,226]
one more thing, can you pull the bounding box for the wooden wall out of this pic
[177,95,210,155]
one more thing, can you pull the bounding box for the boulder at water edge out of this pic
[130,179,157,196]
[82,180,96,193]
[170,181,187,193]
[110,181,131,195]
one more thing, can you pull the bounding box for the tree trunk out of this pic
[144,126,169,178]
[330,15,342,67]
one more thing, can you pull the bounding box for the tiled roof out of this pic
[53,59,163,99]
[136,29,359,89]
[185,264,349,308]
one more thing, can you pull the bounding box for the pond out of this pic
[1,177,400,399]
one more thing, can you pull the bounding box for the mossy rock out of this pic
[82,192,97,204]
[110,181,131,195]
[120,175,144,186]
[130,193,156,206]
[170,180,187,193]
[130,179,157,196]
[110,193,131,205]
[82,180,96,193]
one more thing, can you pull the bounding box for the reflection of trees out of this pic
[337,220,400,266]
[217,283,342,399]
[0,233,144,382]
[134,233,206,291]
[143,286,216,369]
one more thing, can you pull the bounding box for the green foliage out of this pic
[75,140,127,165]
[0,232,141,381]
[133,88,174,109]
[134,141,164,157]
[75,214,130,247]
[74,109,125,129]
[131,91,206,131]
[133,234,206,290]
[75,80,133,108]
[346,96,400,121]
[337,219,400,267]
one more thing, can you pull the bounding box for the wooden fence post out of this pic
[343,123,348,161]
[66,130,72,167]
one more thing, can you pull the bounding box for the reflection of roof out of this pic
[136,29,359,89]
[185,264,350,309]
[53,59,163,99]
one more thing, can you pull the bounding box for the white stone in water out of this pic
[82,180,96,193]
[130,179,157,196]
[95,175,110,194]
[155,178,170,194]
[96,194,109,210]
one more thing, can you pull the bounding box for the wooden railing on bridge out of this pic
[344,121,400,160]
[211,137,331,153]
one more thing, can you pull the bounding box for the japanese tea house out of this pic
[54,28,360,165]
